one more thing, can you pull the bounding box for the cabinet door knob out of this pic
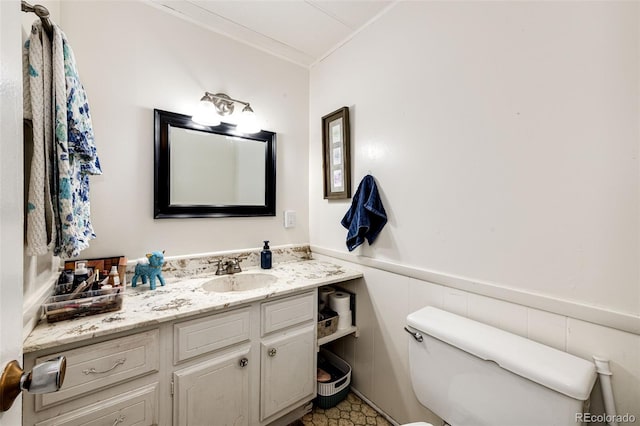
[239,358,248,367]
[268,348,277,357]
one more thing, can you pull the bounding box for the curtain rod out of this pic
[21,0,53,37]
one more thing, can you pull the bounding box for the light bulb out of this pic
[192,96,220,126]
[237,104,260,134]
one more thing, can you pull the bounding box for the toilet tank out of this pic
[406,306,597,426]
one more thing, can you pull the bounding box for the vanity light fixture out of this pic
[192,92,261,134]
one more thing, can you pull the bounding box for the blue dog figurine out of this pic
[132,250,166,290]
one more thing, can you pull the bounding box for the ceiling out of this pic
[150,0,395,68]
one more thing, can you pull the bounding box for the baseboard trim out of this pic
[311,245,640,335]
[350,387,400,426]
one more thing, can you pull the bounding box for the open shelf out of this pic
[317,325,358,348]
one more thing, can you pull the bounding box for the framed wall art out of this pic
[322,106,351,199]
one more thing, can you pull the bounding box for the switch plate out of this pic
[283,210,296,228]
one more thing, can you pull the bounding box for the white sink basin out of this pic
[202,273,278,293]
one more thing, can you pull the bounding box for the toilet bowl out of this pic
[403,423,433,426]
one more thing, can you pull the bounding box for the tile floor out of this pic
[297,392,392,426]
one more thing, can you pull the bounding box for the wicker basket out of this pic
[317,314,339,339]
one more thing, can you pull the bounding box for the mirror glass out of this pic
[154,109,276,218]
[169,126,266,205]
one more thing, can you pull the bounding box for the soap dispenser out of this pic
[261,241,272,269]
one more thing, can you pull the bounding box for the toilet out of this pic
[404,306,597,426]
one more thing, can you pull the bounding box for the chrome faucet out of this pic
[227,258,243,274]
[215,257,244,275]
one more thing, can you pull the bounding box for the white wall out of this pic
[310,1,639,424]
[310,0,639,317]
[58,0,309,260]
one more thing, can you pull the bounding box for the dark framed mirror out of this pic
[154,109,276,218]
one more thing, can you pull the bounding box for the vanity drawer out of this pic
[261,291,315,336]
[35,383,158,426]
[174,307,251,364]
[35,329,160,411]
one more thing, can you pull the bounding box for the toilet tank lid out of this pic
[406,306,597,400]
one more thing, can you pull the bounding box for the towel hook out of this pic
[21,1,53,36]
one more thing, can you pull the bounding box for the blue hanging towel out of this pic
[341,175,387,251]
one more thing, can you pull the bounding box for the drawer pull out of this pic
[83,358,126,375]
[268,348,277,357]
[239,358,248,368]
[112,414,125,426]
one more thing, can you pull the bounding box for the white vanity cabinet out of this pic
[260,324,315,421]
[171,306,253,426]
[259,292,316,422]
[23,289,317,426]
[23,329,161,426]
[173,343,252,425]
[31,384,159,426]
[169,291,317,425]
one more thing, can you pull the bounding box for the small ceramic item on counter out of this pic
[261,240,272,269]
[131,250,166,290]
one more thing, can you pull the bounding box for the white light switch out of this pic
[284,210,296,228]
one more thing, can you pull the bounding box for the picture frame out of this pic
[322,106,351,199]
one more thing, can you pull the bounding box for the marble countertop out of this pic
[24,259,363,353]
